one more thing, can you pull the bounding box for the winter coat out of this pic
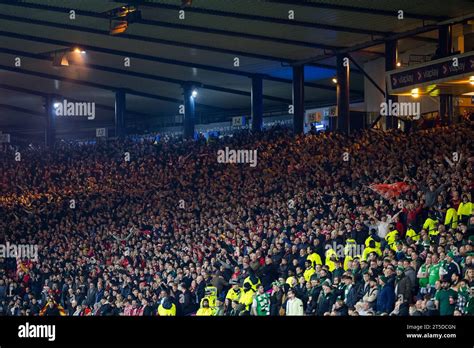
[395,275,412,303]
[376,283,395,314]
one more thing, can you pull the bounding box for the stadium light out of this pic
[73,47,86,54]
[106,5,142,35]
[51,46,85,67]
[52,52,69,67]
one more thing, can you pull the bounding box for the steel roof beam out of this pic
[294,13,474,66]
[0,103,44,117]
[0,64,227,111]
[0,83,155,118]
[0,47,292,104]
[260,0,448,21]
[121,1,392,36]
[0,2,342,52]
[0,28,361,93]
[0,1,380,69]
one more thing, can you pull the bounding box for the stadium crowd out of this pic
[0,123,473,316]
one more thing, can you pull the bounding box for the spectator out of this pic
[285,289,303,316]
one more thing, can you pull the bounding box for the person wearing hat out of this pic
[445,251,461,281]
[225,279,242,303]
[434,276,457,316]
[423,299,439,316]
[342,274,357,308]
[238,282,255,315]
[157,296,176,316]
[316,282,335,316]
[376,275,395,314]
[395,266,412,304]
[357,275,378,312]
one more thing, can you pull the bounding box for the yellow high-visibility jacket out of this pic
[196,307,214,316]
[406,228,420,241]
[226,287,242,302]
[238,289,255,311]
[458,202,473,219]
[423,218,438,235]
[304,267,316,282]
[444,207,458,229]
[364,236,381,250]
[157,303,176,316]
[243,276,261,292]
[325,248,338,272]
[362,246,382,261]
[385,230,398,246]
[307,252,322,267]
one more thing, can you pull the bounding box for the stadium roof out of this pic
[0,0,473,136]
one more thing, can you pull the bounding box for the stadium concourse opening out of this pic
[0,0,473,346]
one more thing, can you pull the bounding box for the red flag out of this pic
[369,182,410,199]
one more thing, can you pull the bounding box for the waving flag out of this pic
[369,182,410,199]
[39,299,67,316]
[16,257,30,279]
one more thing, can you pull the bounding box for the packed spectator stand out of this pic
[0,123,473,316]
